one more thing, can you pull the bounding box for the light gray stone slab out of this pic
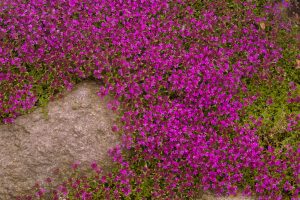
[0,80,120,199]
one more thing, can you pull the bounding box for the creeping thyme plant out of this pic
[0,0,299,199]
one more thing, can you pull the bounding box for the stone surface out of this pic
[0,80,120,199]
[0,80,257,200]
[197,192,255,200]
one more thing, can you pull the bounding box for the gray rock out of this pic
[0,80,120,199]
[196,192,255,200]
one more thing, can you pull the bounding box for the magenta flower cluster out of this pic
[1,0,299,199]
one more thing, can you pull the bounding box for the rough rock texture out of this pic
[0,80,120,199]
[197,192,255,200]
[0,80,256,200]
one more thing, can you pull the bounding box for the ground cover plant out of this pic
[0,0,299,199]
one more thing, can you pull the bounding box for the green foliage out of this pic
[20,64,60,117]
[239,20,300,151]
[276,27,300,84]
[3,0,299,199]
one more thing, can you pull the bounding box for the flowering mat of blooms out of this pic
[0,0,299,199]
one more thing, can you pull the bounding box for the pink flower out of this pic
[71,160,81,170]
[112,124,119,132]
[289,82,297,91]
[266,98,273,105]
[90,161,101,173]
[69,0,77,7]
[35,188,46,198]
[58,185,68,196]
